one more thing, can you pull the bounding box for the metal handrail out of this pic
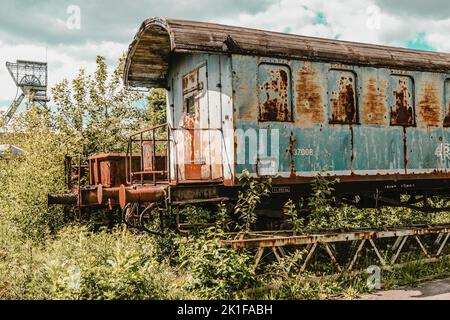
[126,123,224,186]
[126,123,171,186]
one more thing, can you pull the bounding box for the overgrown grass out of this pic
[0,223,193,300]
[1,105,450,300]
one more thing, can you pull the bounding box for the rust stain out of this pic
[403,126,408,174]
[294,63,324,127]
[444,108,450,127]
[330,63,350,70]
[390,78,414,126]
[418,81,441,127]
[288,132,296,177]
[362,77,388,125]
[238,83,258,121]
[181,67,203,180]
[260,69,291,121]
[445,81,450,126]
[330,75,357,123]
[350,125,354,170]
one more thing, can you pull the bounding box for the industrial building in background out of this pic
[2,60,49,126]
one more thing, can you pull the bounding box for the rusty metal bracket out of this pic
[225,224,450,271]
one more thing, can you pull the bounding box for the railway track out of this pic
[221,224,450,271]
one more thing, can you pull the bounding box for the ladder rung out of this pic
[132,170,166,175]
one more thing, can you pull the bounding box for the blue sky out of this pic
[0,0,449,112]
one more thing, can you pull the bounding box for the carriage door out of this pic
[181,64,211,180]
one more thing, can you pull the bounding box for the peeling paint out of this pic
[418,80,441,127]
[294,62,324,128]
[362,77,388,125]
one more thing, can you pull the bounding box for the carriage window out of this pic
[258,63,292,122]
[182,68,203,115]
[389,75,415,126]
[185,95,195,115]
[444,80,450,127]
[328,70,358,124]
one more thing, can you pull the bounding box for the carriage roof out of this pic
[124,17,450,88]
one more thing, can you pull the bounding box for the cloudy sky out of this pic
[0,0,449,112]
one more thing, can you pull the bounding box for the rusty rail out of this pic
[223,224,450,249]
[222,224,450,271]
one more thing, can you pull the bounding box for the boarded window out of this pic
[182,68,203,115]
[258,63,292,122]
[444,80,450,127]
[328,70,358,124]
[389,75,415,126]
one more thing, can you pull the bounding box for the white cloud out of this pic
[217,0,449,51]
[423,18,450,51]
[0,40,127,106]
[0,0,448,113]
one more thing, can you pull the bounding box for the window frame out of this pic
[327,69,360,125]
[388,74,416,127]
[444,79,450,127]
[182,64,206,117]
[257,62,294,123]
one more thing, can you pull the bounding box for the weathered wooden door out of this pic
[181,64,210,180]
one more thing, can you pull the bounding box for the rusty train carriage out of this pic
[122,17,450,202]
[50,17,450,219]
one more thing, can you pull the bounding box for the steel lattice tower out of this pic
[3,60,49,125]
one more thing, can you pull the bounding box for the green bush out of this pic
[0,106,67,240]
[234,170,272,232]
[0,225,191,300]
[176,232,257,300]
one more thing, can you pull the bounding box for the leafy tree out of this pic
[52,55,144,156]
[0,55,150,240]
[0,105,67,240]
[145,88,167,126]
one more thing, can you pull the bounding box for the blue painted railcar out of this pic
[120,17,450,209]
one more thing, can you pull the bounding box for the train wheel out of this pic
[139,203,164,236]
[121,202,141,229]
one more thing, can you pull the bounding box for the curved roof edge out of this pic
[124,17,450,88]
[124,18,173,88]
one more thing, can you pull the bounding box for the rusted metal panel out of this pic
[206,54,226,180]
[166,53,228,183]
[389,75,415,126]
[124,18,450,188]
[294,62,325,128]
[47,193,78,206]
[142,141,153,171]
[118,184,167,209]
[124,17,450,88]
[88,153,138,187]
[180,64,208,180]
[361,70,389,126]
[232,56,450,181]
[417,78,442,128]
[258,63,292,122]
[444,80,450,127]
[232,55,259,122]
[328,70,358,124]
